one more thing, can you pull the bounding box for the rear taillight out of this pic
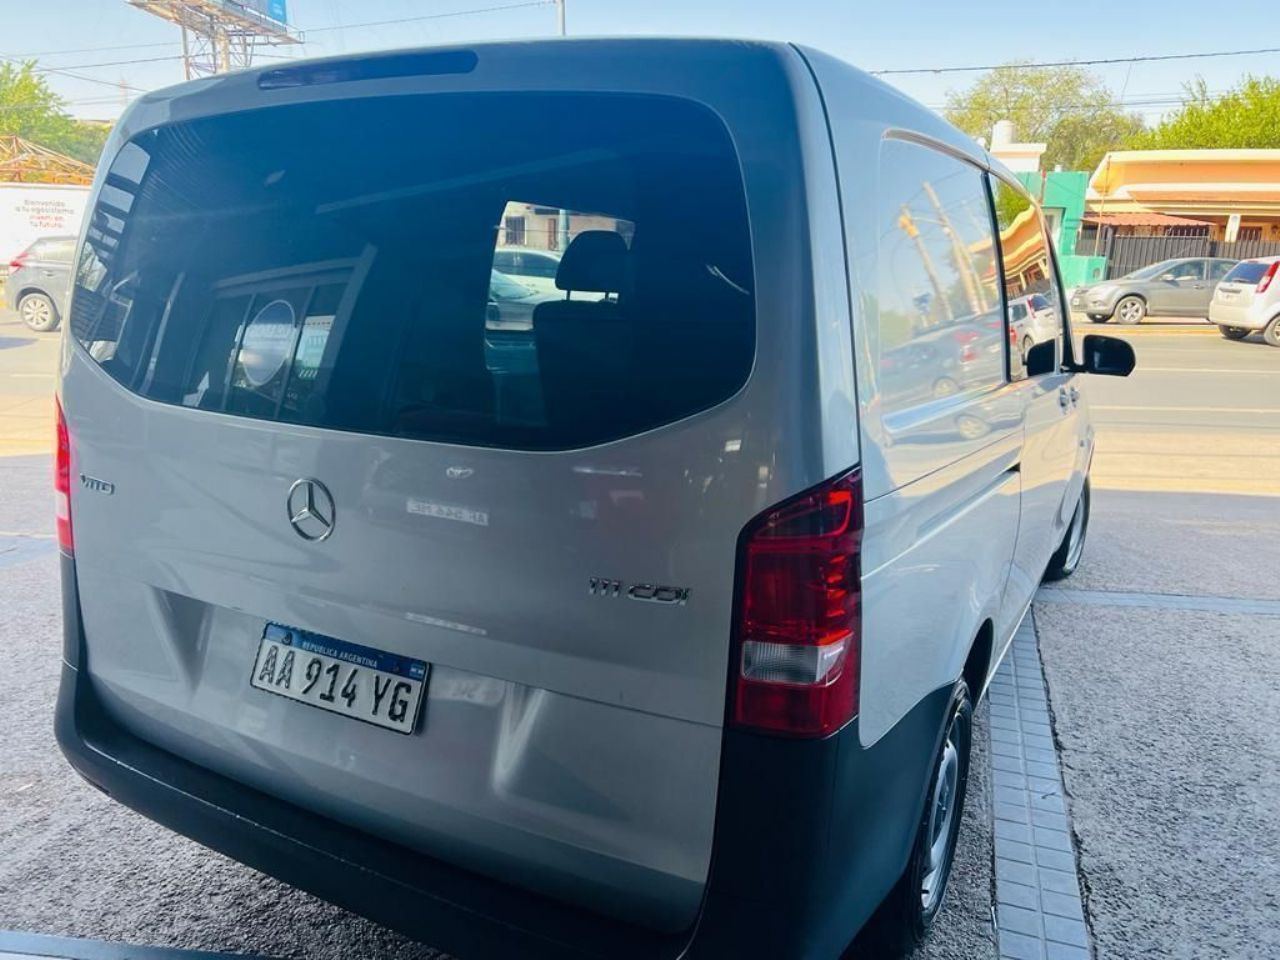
[55,397,73,554]
[731,469,862,737]
[8,253,28,272]
[1257,261,1279,293]
[953,330,980,363]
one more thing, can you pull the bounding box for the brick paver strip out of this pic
[991,610,1092,960]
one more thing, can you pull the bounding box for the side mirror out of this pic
[1025,338,1056,377]
[1159,273,1177,282]
[1078,334,1135,377]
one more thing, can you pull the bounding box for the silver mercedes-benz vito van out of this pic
[55,39,1134,959]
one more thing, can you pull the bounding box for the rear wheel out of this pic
[855,680,973,955]
[932,377,959,400]
[18,291,59,332]
[1264,315,1280,348]
[1113,296,1145,325]
[1219,325,1249,341]
[1044,479,1090,582]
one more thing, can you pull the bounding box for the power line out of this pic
[925,90,1234,113]
[9,40,179,59]
[300,0,556,35]
[872,45,1280,76]
[0,53,148,93]
[0,98,129,113]
[10,1,556,77]
[49,52,293,71]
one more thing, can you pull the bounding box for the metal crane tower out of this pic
[127,1,302,79]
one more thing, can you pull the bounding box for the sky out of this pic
[11,0,1280,126]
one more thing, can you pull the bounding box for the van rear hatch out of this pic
[62,84,762,930]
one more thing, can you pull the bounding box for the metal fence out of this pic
[1103,234,1280,279]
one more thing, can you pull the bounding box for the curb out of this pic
[988,611,1092,960]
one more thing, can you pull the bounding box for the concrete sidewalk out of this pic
[0,310,58,457]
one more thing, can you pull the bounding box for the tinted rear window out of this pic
[1223,261,1273,284]
[70,93,755,450]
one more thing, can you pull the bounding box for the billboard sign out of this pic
[0,183,90,264]
[232,0,287,25]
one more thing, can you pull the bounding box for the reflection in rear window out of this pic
[1223,261,1273,284]
[70,93,755,450]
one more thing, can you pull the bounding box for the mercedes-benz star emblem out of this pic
[286,478,335,542]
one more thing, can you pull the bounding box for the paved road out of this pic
[1080,324,1280,496]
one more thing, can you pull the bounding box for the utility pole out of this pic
[899,204,953,325]
[922,180,986,315]
[555,0,570,254]
[180,26,193,80]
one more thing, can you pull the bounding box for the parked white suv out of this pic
[1210,256,1280,346]
[491,246,562,296]
[55,40,1133,960]
[1009,292,1060,362]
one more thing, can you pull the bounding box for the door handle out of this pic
[1058,388,1070,411]
[1069,386,1080,405]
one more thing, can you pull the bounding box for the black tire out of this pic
[1218,325,1249,341]
[17,291,59,332]
[854,681,974,956]
[1112,295,1145,325]
[1088,313,1108,323]
[1264,315,1280,348]
[1044,479,1090,582]
[1020,335,1033,365]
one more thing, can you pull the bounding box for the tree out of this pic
[944,63,1144,172]
[1126,76,1280,150]
[0,61,111,165]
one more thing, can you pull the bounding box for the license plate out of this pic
[250,623,429,734]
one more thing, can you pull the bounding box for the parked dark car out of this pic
[6,235,76,332]
[1070,257,1237,324]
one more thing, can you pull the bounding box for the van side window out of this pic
[990,177,1065,380]
[874,138,1003,416]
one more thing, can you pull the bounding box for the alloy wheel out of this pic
[1064,494,1087,571]
[1116,297,1144,324]
[920,729,960,912]
[21,297,52,328]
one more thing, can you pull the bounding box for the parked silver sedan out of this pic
[1070,257,1237,324]
[5,235,76,332]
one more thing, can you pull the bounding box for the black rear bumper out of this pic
[55,554,951,960]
